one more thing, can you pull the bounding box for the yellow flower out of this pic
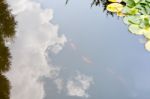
[108,0,122,2]
[106,3,124,13]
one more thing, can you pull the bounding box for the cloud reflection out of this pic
[5,0,67,99]
[66,73,93,98]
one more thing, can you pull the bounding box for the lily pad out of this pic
[106,3,124,12]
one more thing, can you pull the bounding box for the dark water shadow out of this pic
[0,0,16,98]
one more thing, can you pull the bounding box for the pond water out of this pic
[1,0,150,99]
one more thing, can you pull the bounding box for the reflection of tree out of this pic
[66,0,126,16]
[66,0,114,15]
[0,37,11,73]
[0,0,16,38]
[91,0,114,15]
[0,74,10,99]
[0,0,16,99]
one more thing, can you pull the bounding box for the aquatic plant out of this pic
[67,0,150,51]
[92,0,150,51]
[106,0,150,51]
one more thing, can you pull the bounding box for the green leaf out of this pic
[133,0,140,3]
[129,24,144,35]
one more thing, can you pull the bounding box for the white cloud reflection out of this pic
[66,73,93,98]
[54,78,64,93]
[5,0,67,99]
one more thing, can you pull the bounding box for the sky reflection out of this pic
[2,0,150,99]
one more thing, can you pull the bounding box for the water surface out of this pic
[1,0,150,99]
